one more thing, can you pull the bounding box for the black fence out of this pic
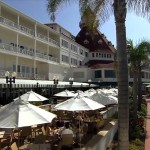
[0,84,89,105]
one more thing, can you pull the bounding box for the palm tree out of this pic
[128,39,150,111]
[127,39,150,126]
[47,0,149,149]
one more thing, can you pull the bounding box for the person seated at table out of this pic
[56,117,65,128]
[61,122,74,137]
[56,122,75,150]
[76,113,84,128]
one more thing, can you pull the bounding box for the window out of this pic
[71,58,77,65]
[85,52,88,57]
[17,65,20,73]
[22,66,25,73]
[79,48,83,55]
[95,70,102,78]
[71,44,77,52]
[104,70,116,78]
[79,61,82,66]
[92,53,95,57]
[62,55,69,63]
[61,39,68,48]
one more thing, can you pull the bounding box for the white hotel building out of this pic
[0,1,150,88]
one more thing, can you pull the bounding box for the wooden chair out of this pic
[10,142,18,150]
[0,130,13,149]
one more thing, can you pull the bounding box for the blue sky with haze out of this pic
[2,0,150,47]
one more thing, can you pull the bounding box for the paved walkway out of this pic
[144,100,150,150]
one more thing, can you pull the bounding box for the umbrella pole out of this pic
[79,118,81,149]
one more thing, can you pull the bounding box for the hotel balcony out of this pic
[0,42,59,64]
[0,16,59,47]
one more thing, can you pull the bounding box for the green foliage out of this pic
[137,104,147,118]
[129,139,144,150]
[30,101,42,106]
[129,126,142,140]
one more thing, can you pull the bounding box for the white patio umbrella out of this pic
[90,92,118,106]
[83,88,96,97]
[0,99,57,128]
[54,94,105,111]
[54,90,76,97]
[54,95,105,146]
[14,90,48,102]
[98,89,118,97]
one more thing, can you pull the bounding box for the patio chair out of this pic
[0,130,13,149]
[10,142,18,150]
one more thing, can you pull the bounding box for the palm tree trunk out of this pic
[114,0,129,150]
[132,70,138,123]
[138,68,142,111]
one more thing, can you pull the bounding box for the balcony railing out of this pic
[0,17,35,36]
[37,33,59,46]
[0,16,59,46]
[0,42,59,63]
[0,43,18,53]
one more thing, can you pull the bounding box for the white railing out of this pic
[48,55,58,63]
[18,25,35,36]
[37,33,59,46]
[0,16,59,46]
[18,48,34,57]
[0,17,35,36]
[0,43,18,53]
[0,42,59,63]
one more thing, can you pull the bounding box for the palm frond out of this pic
[89,0,113,26]
[47,0,77,22]
[127,0,150,21]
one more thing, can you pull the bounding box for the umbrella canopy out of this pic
[0,99,57,128]
[90,92,118,105]
[14,90,48,101]
[98,89,118,97]
[54,90,76,97]
[54,95,105,111]
[80,88,96,97]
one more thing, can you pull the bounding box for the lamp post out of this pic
[88,79,92,87]
[69,77,74,88]
[53,76,59,88]
[5,71,17,101]
[36,82,39,93]
[98,80,100,88]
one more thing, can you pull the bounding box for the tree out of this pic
[46,0,149,149]
[127,39,150,127]
[128,39,150,112]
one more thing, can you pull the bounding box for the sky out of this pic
[2,0,150,48]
